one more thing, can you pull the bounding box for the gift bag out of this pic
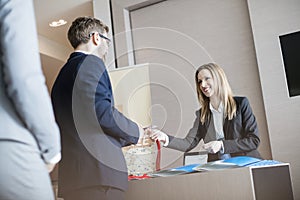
[122,138,161,176]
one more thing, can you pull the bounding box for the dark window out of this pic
[279,31,300,97]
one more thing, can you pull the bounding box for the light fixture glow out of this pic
[49,19,67,27]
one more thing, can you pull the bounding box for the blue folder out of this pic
[171,164,200,172]
[222,156,262,166]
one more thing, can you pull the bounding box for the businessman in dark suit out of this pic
[51,16,145,200]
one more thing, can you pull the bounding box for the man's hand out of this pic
[46,163,56,173]
[149,128,167,143]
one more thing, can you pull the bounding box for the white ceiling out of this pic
[33,0,94,86]
[33,0,94,49]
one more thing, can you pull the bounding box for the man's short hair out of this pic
[67,16,109,49]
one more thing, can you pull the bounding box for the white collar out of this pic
[74,50,90,55]
[209,102,224,113]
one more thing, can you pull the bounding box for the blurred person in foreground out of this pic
[0,0,61,199]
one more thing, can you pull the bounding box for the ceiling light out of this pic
[49,19,67,27]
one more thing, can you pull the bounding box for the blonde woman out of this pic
[151,63,261,162]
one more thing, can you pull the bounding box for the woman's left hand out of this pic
[203,141,223,154]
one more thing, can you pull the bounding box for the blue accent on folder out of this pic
[171,164,200,172]
[247,159,283,167]
[222,156,262,166]
[149,156,284,177]
[148,164,200,177]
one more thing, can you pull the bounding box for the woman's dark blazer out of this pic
[167,96,261,161]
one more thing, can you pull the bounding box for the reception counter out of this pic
[125,163,293,200]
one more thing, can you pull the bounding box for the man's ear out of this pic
[92,33,100,46]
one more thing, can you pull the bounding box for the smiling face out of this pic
[197,69,216,98]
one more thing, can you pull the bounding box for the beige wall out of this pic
[111,0,300,198]
[93,0,116,70]
[109,64,152,127]
[248,0,300,198]
[40,54,64,92]
[40,0,299,198]
[112,0,272,168]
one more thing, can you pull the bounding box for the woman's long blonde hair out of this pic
[195,63,236,124]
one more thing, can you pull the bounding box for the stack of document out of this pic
[193,156,262,172]
[148,164,199,177]
[148,156,283,177]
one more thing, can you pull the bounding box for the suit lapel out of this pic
[223,118,230,139]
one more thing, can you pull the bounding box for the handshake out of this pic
[138,126,224,153]
[137,126,169,146]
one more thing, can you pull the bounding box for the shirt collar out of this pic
[209,102,224,113]
[74,50,90,55]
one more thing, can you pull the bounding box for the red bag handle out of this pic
[155,139,161,171]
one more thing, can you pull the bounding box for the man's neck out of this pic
[74,49,90,54]
[75,44,91,52]
[75,43,105,61]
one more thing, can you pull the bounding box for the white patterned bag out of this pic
[122,138,161,176]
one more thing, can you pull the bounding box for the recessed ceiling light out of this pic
[49,19,67,27]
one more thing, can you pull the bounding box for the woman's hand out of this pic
[203,141,223,154]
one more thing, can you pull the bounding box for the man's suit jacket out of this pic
[168,96,261,161]
[0,1,61,199]
[0,0,60,165]
[51,52,140,195]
